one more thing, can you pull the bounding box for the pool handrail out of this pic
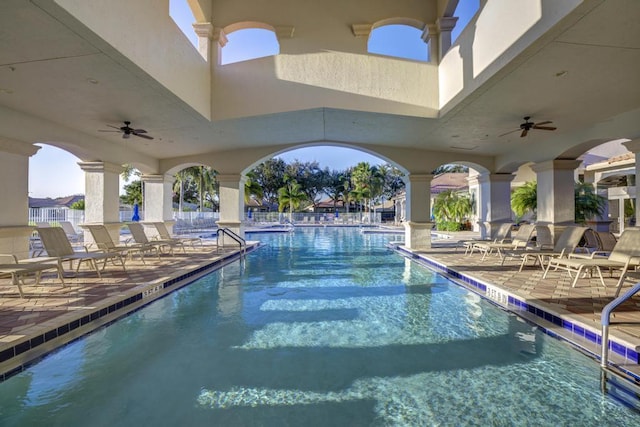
[600,281,640,368]
[217,228,246,255]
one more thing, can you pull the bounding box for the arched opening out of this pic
[368,24,428,62]
[28,144,85,230]
[451,0,481,44]
[244,145,406,224]
[221,27,279,65]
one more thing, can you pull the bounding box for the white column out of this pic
[0,138,40,256]
[193,22,213,61]
[623,139,640,227]
[532,159,581,241]
[474,173,515,239]
[403,174,433,251]
[141,174,174,222]
[216,174,245,240]
[79,161,122,243]
[436,17,458,61]
[422,24,439,63]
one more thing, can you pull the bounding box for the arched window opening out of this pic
[368,25,428,62]
[222,28,279,65]
[169,0,198,48]
[451,0,480,44]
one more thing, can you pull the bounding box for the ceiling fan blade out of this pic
[106,124,122,130]
[533,125,557,131]
[499,129,520,137]
[133,132,154,140]
[520,129,528,137]
[534,121,552,126]
[98,129,120,133]
[133,128,147,134]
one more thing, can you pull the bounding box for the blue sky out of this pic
[29,0,479,198]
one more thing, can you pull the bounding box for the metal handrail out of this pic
[600,281,640,368]
[216,228,246,254]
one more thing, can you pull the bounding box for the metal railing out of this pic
[216,228,246,254]
[600,281,640,368]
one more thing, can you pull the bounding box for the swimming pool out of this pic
[0,227,638,426]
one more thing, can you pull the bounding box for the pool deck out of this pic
[0,239,258,380]
[1,228,640,384]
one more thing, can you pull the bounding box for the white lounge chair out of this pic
[0,253,65,298]
[473,224,537,261]
[461,222,512,255]
[543,228,640,297]
[84,224,159,263]
[149,221,202,249]
[502,226,588,272]
[127,222,180,255]
[36,226,126,278]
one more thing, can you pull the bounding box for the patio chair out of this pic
[84,224,159,263]
[543,228,640,297]
[0,253,65,298]
[501,226,588,272]
[473,223,537,261]
[36,226,126,278]
[127,222,179,255]
[59,221,83,244]
[149,221,202,249]
[461,222,511,255]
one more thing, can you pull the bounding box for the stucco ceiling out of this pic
[0,0,638,174]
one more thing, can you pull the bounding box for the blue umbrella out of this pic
[132,202,140,222]
[248,208,252,219]
[335,209,339,218]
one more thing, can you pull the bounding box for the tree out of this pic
[278,179,307,219]
[511,181,606,224]
[120,180,142,206]
[324,170,347,209]
[244,171,264,204]
[183,166,217,211]
[511,181,537,218]
[70,199,85,210]
[284,160,328,208]
[251,158,286,206]
[432,190,472,230]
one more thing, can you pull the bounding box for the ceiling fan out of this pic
[499,116,557,138]
[99,121,154,140]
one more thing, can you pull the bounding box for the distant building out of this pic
[29,195,84,209]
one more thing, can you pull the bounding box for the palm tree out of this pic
[511,181,606,224]
[278,179,306,220]
[184,166,217,211]
[511,181,537,218]
[432,190,472,230]
[244,171,264,204]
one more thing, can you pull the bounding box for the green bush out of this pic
[436,221,464,231]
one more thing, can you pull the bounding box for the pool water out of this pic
[0,227,638,426]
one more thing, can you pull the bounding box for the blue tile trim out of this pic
[0,246,257,383]
[393,245,640,376]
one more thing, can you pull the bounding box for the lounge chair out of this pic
[84,224,159,263]
[473,223,537,261]
[0,253,65,298]
[127,222,180,255]
[543,228,640,297]
[59,221,83,245]
[149,221,202,249]
[36,226,126,278]
[501,226,588,272]
[460,222,512,255]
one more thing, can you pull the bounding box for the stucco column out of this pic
[0,139,40,256]
[141,174,175,235]
[403,174,433,251]
[532,159,581,241]
[473,173,515,239]
[216,174,245,240]
[193,22,213,61]
[79,161,122,244]
[422,24,439,64]
[436,17,458,61]
[623,139,640,227]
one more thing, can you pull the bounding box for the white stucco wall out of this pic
[56,0,210,119]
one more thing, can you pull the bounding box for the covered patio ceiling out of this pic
[0,0,638,174]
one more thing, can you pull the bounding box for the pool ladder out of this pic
[599,281,640,410]
[216,228,246,255]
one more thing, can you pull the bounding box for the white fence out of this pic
[28,208,382,234]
